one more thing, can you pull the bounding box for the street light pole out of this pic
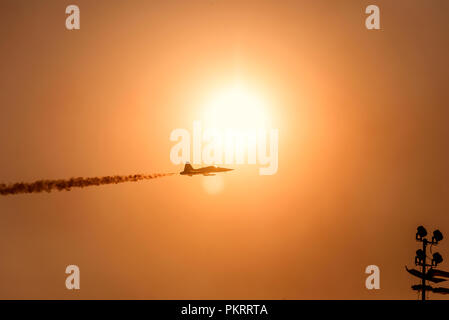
[422,239,427,301]
[407,226,446,300]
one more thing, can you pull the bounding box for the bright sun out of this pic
[202,84,268,129]
[202,175,224,195]
[199,83,271,195]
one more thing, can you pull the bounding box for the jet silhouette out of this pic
[180,163,234,176]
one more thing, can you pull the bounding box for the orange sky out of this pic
[0,0,448,299]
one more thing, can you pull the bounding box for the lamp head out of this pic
[416,226,428,241]
[432,230,443,244]
[432,252,443,266]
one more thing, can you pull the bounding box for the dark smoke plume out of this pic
[0,173,175,196]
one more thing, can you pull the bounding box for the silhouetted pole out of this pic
[409,226,445,300]
[422,239,427,301]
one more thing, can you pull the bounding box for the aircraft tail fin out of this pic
[184,162,194,172]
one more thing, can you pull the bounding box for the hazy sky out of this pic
[0,0,448,299]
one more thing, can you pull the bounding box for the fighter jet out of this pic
[180,163,234,176]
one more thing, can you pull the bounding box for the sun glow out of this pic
[202,175,224,195]
[202,84,268,130]
[197,83,274,195]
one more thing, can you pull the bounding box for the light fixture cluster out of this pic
[415,226,444,267]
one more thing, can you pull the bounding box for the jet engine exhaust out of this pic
[0,173,175,196]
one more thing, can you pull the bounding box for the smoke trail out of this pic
[0,173,175,196]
